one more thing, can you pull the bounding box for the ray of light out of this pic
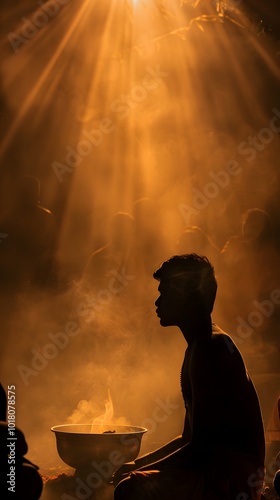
[0,0,93,158]
[1,0,279,263]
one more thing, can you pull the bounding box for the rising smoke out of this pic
[0,0,279,485]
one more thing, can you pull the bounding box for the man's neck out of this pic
[179,315,212,345]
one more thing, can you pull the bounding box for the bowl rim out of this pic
[51,424,147,435]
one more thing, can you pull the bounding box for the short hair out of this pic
[153,254,217,314]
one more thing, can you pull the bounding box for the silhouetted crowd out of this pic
[0,176,280,498]
[1,176,280,354]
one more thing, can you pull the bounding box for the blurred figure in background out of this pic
[0,175,58,290]
[221,208,278,266]
[77,211,136,368]
[133,197,172,278]
[175,225,220,270]
[81,211,135,291]
[219,208,280,359]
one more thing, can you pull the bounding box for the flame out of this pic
[90,390,114,433]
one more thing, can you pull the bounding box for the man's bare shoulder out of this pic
[211,324,243,355]
[192,324,238,354]
[191,325,246,375]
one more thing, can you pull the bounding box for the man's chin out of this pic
[158,317,172,327]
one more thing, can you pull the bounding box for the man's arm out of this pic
[112,435,187,485]
[135,405,192,469]
[112,410,191,485]
[134,434,187,469]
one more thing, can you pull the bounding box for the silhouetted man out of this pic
[113,254,265,500]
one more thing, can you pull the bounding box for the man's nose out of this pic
[155,297,160,307]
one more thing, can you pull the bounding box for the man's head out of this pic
[153,254,217,327]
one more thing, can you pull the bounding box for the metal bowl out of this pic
[51,424,147,470]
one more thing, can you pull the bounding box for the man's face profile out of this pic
[153,256,216,327]
[155,277,191,327]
